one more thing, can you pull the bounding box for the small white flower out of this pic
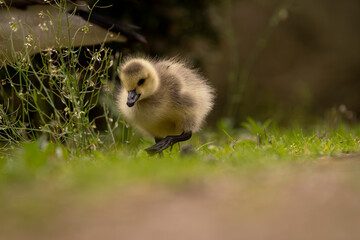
[24,34,33,48]
[9,17,18,32]
[74,110,85,119]
[38,22,48,31]
[92,52,102,61]
[44,47,56,55]
[25,35,33,42]
[49,64,58,74]
[207,144,218,151]
[38,10,45,18]
[81,25,89,33]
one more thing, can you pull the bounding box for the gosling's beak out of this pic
[127,89,141,107]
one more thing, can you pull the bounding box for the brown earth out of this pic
[2,154,360,240]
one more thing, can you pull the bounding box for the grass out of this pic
[1,121,359,193]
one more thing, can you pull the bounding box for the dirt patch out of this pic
[3,155,360,240]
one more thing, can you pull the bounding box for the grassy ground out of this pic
[0,3,359,238]
[1,122,360,240]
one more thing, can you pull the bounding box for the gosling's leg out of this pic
[154,137,164,157]
[145,132,192,156]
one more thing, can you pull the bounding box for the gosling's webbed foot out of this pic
[145,138,173,156]
[145,131,192,156]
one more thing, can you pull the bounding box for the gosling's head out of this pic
[119,59,160,107]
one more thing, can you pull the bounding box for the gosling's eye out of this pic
[138,78,145,86]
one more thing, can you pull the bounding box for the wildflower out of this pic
[24,35,33,48]
[21,56,27,66]
[81,25,89,33]
[38,10,45,18]
[0,1,5,5]
[92,51,102,61]
[9,17,19,32]
[49,64,58,75]
[45,48,51,52]
[38,22,48,31]
[73,54,78,63]
[43,47,56,57]
[207,144,218,151]
[44,0,50,3]
[25,35,33,42]
[74,110,85,119]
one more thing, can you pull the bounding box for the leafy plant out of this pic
[241,117,272,145]
[0,1,127,154]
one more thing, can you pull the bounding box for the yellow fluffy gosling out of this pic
[117,56,215,155]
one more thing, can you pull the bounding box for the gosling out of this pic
[117,56,215,155]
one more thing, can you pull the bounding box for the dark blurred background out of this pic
[98,0,359,126]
